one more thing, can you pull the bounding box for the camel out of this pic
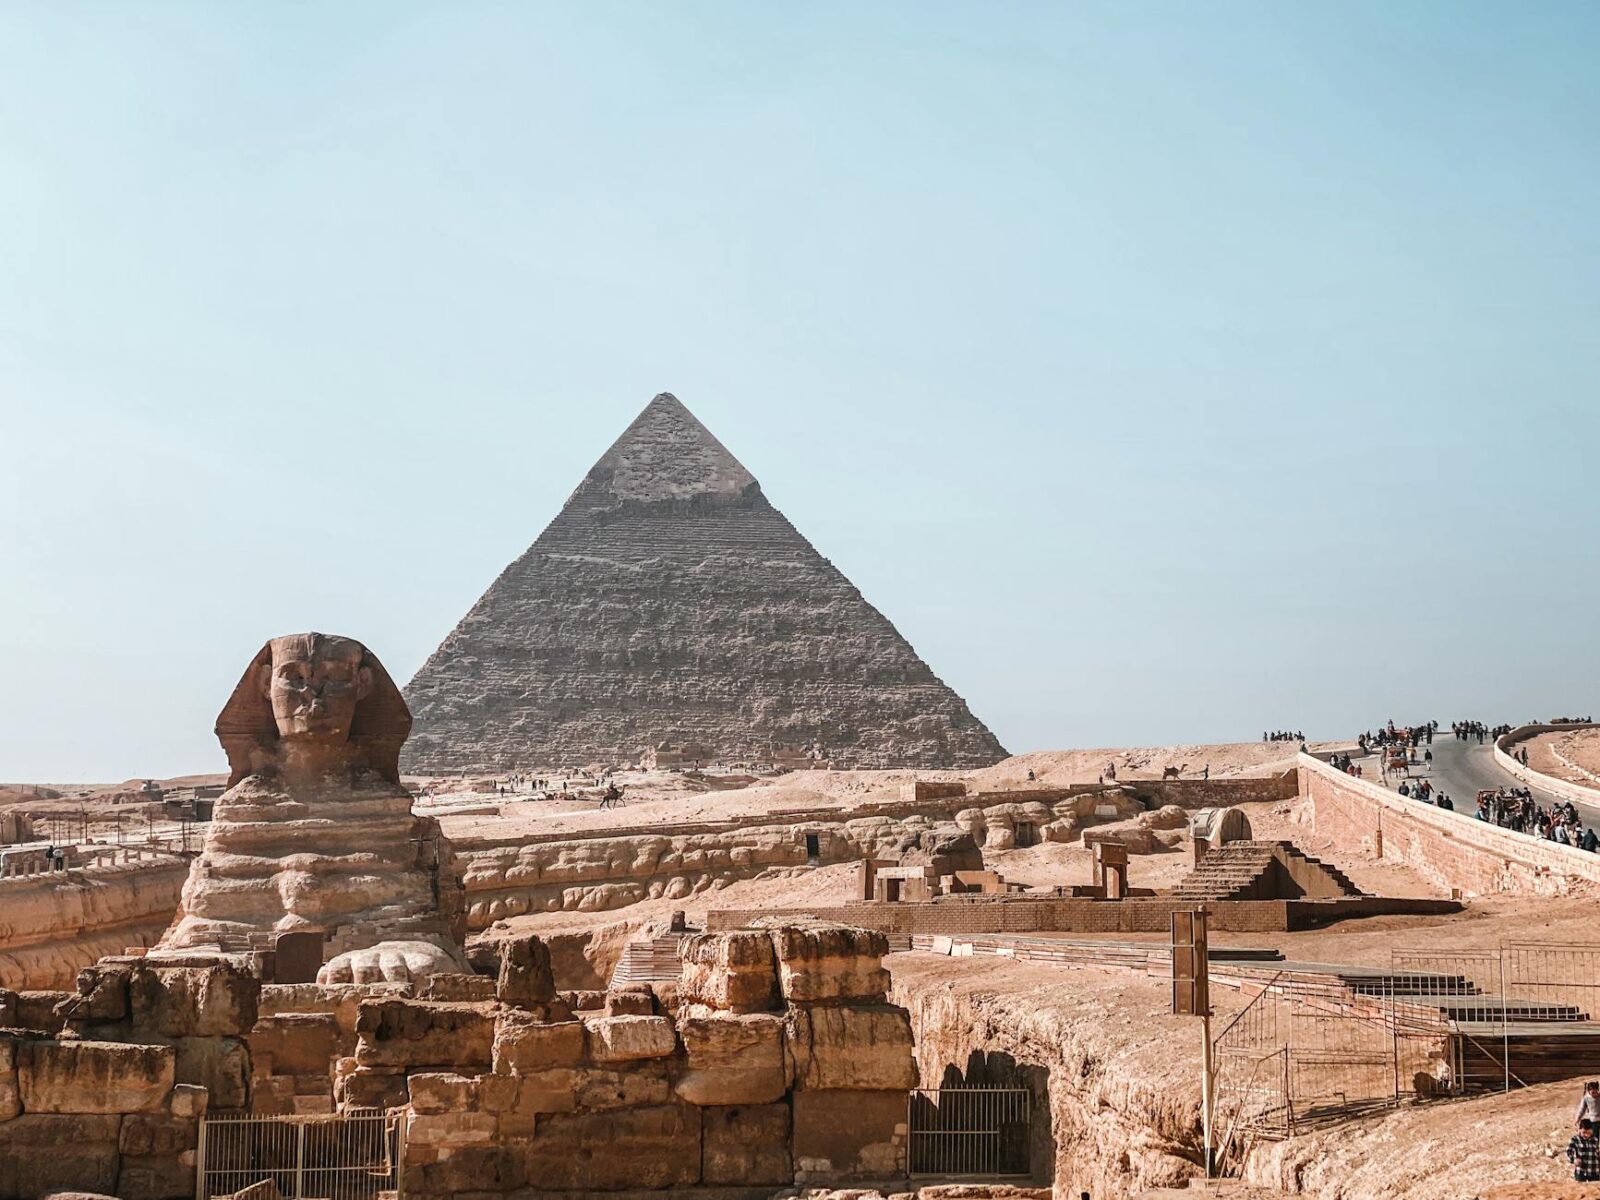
[1162,764,1186,780]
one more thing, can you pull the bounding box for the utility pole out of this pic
[1172,907,1213,1176]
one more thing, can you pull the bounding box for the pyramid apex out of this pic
[582,392,757,503]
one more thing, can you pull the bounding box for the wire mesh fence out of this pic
[1212,942,1600,1165]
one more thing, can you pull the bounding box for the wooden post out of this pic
[1172,907,1213,1176]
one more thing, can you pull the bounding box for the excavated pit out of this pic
[890,951,1211,1199]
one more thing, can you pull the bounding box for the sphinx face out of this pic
[262,634,373,746]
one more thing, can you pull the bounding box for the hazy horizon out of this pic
[4,3,1597,781]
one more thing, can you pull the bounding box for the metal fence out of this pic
[1212,942,1600,1170]
[197,1109,402,1200]
[907,1088,1031,1177]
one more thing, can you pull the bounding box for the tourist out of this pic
[1570,1119,1600,1183]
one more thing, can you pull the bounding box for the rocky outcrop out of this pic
[403,393,1007,772]
[890,953,1203,1198]
[0,862,186,991]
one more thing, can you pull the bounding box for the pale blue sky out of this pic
[3,3,1597,781]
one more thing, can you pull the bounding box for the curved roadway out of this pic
[1363,733,1600,831]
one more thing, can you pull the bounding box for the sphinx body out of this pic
[159,633,467,983]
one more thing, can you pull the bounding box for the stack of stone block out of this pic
[0,957,244,1200]
[354,924,915,1197]
[0,921,917,1199]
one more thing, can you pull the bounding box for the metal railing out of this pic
[197,1109,402,1200]
[907,1087,1031,1177]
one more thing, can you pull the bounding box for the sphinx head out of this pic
[262,633,371,746]
[216,633,411,785]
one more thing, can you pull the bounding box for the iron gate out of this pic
[907,1087,1031,1177]
[197,1109,403,1200]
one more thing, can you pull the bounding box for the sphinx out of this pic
[158,633,468,984]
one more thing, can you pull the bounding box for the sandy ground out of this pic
[1525,731,1600,790]
[422,742,1343,845]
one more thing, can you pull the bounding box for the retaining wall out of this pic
[1494,723,1600,808]
[1300,753,1600,897]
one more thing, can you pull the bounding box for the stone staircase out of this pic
[608,934,688,986]
[1169,840,1363,901]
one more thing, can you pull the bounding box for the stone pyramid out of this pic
[402,393,1007,773]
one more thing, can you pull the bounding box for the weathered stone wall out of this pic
[455,789,1145,927]
[0,860,187,991]
[1302,753,1600,897]
[2,924,917,1198]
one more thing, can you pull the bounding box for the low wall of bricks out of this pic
[1301,753,1600,897]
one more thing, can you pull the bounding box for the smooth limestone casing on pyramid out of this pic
[402,393,1007,772]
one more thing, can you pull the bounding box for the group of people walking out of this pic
[1476,786,1597,851]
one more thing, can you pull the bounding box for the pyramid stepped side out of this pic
[403,395,1008,773]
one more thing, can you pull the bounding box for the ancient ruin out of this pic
[159,634,468,985]
[402,394,1007,773]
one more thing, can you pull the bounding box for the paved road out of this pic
[1367,733,1600,830]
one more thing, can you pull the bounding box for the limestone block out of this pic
[574,1063,670,1111]
[495,935,555,1007]
[17,992,70,1034]
[417,973,497,1003]
[785,1005,916,1091]
[119,1112,197,1156]
[59,964,131,1023]
[1081,821,1158,854]
[492,1013,584,1074]
[474,1072,519,1113]
[402,1146,525,1196]
[604,985,656,1016]
[583,1014,677,1063]
[130,964,260,1039]
[407,1109,497,1147]
[406,1071,477,1115]
[1042,817,1080,843]
[678,931,779,1013]
[334,1065,407,1112]
[528,1103,702,1189]
[702,1102,792,1185]
[770,926,890,1005]
[18,1039,174,1113]
[0,1114,122,1198]
[168,1083,208,1120]
[0,1038,18,1122]
[354,1000,493,1069]
[793,1088,907,1180]
[675,1012,787,1105]
[173,1037,248,1111]
[247,1013,338,1077]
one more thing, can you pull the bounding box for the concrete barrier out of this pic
[1299,753,1600,898]
[1494,723,1600,808]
